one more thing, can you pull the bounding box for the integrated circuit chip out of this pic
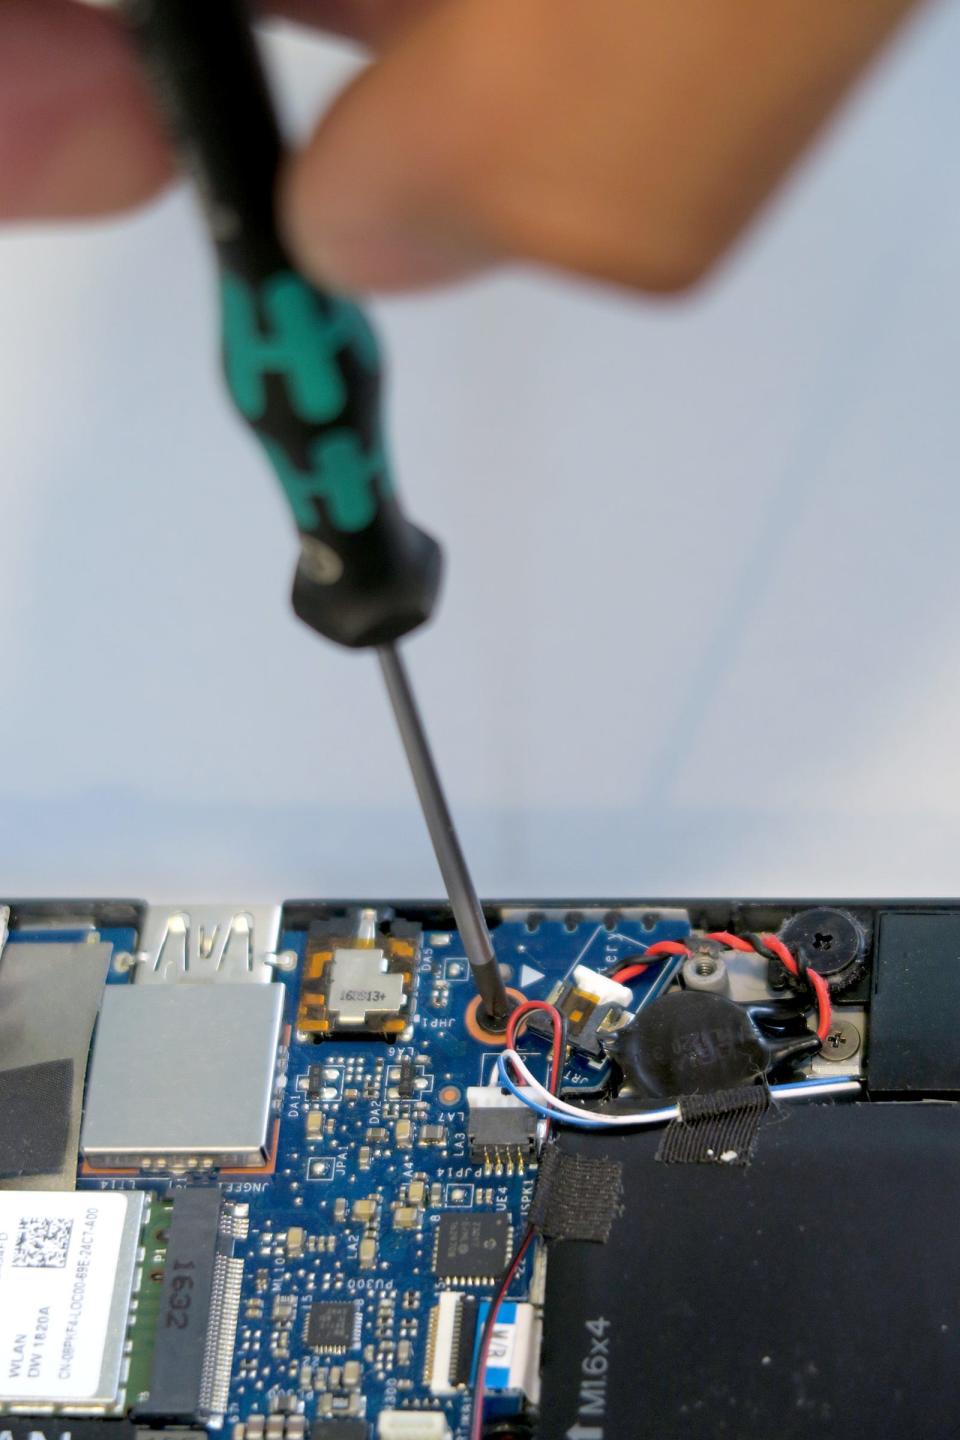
[306,1300,358,1352]
[433,1213,511,1282]
[311,1423,369,1440]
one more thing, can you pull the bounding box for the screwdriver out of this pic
[120,0,510,1029]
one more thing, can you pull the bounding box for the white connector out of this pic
[571,964,633,1009]
[377,1412,452,1440]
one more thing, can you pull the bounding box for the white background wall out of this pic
[1,3,959,903]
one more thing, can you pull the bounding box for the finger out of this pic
[283,0,921,294]
[0,0,438,223]
[271,0,444,47]
[0,0,169,221]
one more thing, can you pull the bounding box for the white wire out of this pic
[503,1050,678,1126]
[500,1048,862,1129]
[768,1076,863,1100]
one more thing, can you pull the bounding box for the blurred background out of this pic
[1,2,959,903]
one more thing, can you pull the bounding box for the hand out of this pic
[1,0,920,293]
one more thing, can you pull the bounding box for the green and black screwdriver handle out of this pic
[123,0,436,649]
[121,0,511,1028]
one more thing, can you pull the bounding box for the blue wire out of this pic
[496,1055,616,1129]
[496,1054,860,1131]
[770,1075,861,1095]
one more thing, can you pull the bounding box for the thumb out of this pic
[281,0,919,296]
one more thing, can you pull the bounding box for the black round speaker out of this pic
[779,906,867,993]
[607,989,820,1100]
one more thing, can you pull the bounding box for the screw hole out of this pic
[812,932,834,952]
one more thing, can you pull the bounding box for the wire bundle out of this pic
[608,932,833,1041]
[705,930,833,1040]
[498,1046,860,1128]
[469,935,847,1438]
[469,999,565,1440]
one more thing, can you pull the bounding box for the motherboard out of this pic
[2,898,959,1440]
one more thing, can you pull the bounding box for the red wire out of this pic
[506,999,564,1093]
[642,940,693,958]
[705,930,832,1041]
[469,1226,536,1440]
[610,962,651,984]
[611,940,692,983]
[473,1000,560,1440]
[506,998,566,1146]
[704,930,754,952]
[475,931,831,1440]
[760,931,833,1042]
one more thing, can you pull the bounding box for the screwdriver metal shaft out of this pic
[378,645,509,1027]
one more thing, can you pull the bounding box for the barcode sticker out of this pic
[13,1217,74,1270]
[0,1193,128,1401]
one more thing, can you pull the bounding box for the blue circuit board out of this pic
[59,909,691,1439]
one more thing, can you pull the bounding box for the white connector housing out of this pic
[377,1412,451,1440]
[571,964,633,1009]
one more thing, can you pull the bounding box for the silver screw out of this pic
[819,1019,861,1062]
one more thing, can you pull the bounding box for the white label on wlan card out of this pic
[0,1192,127,1401]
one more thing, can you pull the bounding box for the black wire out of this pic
[601,951,647,977]
[471,1008,563,1439]
[470,1225,536,1440]
[745,930,811,988]
[551,1014,569,1096]
[742,931,778,962]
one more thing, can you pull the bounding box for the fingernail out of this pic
[288,211,493,293]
